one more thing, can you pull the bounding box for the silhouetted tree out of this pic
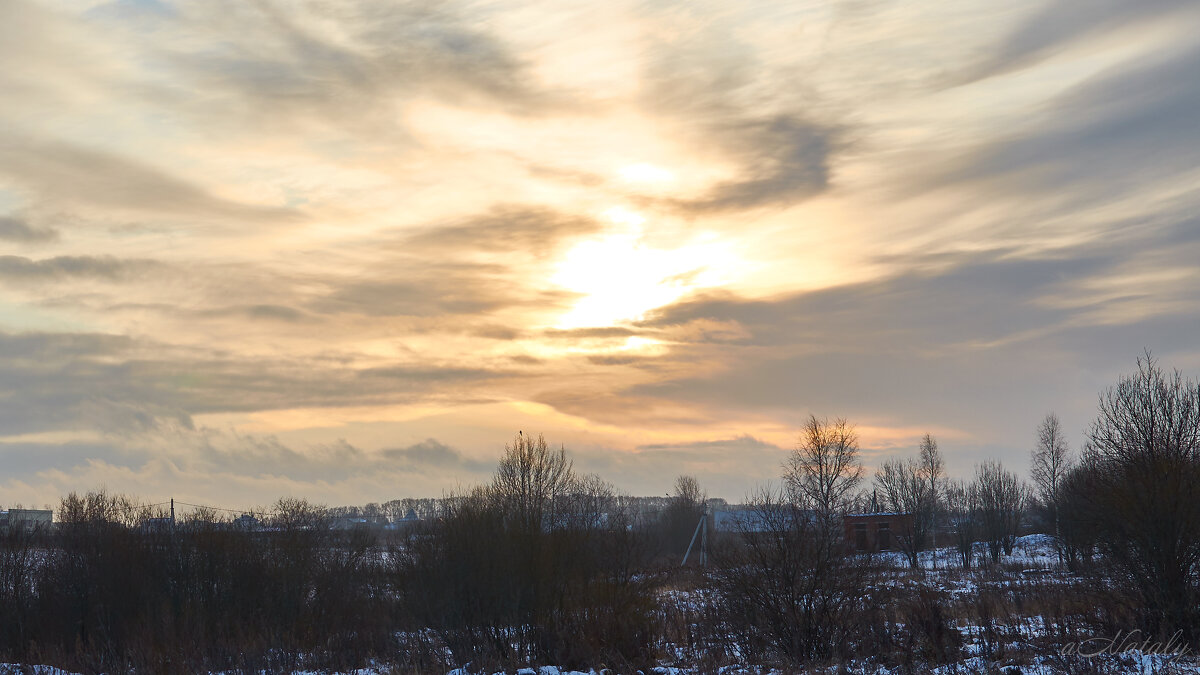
[1069,354,1200,641]
[784,415,863,524]
[919,434,945,556]
[1030,412,1073,566]
[875,457,934,568]
[944,479,978,569]
[972,461,1026,563]
[662,475,707,560]
[491,431,578,533]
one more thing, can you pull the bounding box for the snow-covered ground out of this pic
[873,533,1060,571]
[5,536,1194,675]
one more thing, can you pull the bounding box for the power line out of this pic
[173,501,281,517]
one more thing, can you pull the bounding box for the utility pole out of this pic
[681,502,709,568]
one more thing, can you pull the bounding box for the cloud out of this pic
[623,242,1200,452]
[636,20,841,213]
[119,0,563,145]
[0,255,164,283]
[316,267,523,317]
[0,429,493,506]
[401,206,600,258]
[637,434,784,457]
[0,136,298,222]
[571,435,790,499]
[642,249,1076,348]
[927,42,1200,210]
[382,438,491,474]
[311,247,576,319]
[0,440,142,477]
[961,0,1197,82]
[199,304,312,323]
[543,326,637,340]
[0,330,135,361]
[664,115,838,213]
[2,0,1199,506]
[0,215,57,243]
[0,329,513,436]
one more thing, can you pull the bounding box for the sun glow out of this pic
[551,210,736,329]
[618,163,676,185]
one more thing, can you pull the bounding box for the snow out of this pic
[6,535,1194,675]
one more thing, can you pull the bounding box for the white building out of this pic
[0,508,53,531]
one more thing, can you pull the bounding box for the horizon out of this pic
[4,0,1200,507]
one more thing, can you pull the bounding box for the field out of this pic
[2,531,1193,675]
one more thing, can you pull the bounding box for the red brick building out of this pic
[843,512,913,553]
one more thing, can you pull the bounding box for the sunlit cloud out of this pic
[551,213,738,329]
[618,163,676,186]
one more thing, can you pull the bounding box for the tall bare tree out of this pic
[919,433,945,562]
[972,461,1026,564]
[918,434,944,509]
[783,415,864,523]
[1030,412,1072,565]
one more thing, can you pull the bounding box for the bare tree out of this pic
[1030,412,1072,565]
[874,458,933,568]
[972,461,1026,564]
[270,497,328,531]
[663,475,707,561]
[561,472,617,530]
[783,415,864,523]
[919,433,945,564]
[491,431,578,532]
[944,479,978,569]
[918,434,945,510]
[672,475,705,508]
[1073,353,1200,640]
[871,435,943,568]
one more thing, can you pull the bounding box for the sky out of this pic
[3,0,1200,510]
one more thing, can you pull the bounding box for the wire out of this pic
[174,501,279,517]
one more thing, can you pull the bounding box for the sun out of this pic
[551,208,735,329]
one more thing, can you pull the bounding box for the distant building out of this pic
[388,508,422,532]
[713,507,816,533]
[232,513,260,530]
[0,508,52,532]
[844,512,913,553]
[141,517,173,533]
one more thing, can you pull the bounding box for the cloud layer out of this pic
[2,0,1199,507]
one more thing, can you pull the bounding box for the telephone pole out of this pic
[681,502,708,568]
